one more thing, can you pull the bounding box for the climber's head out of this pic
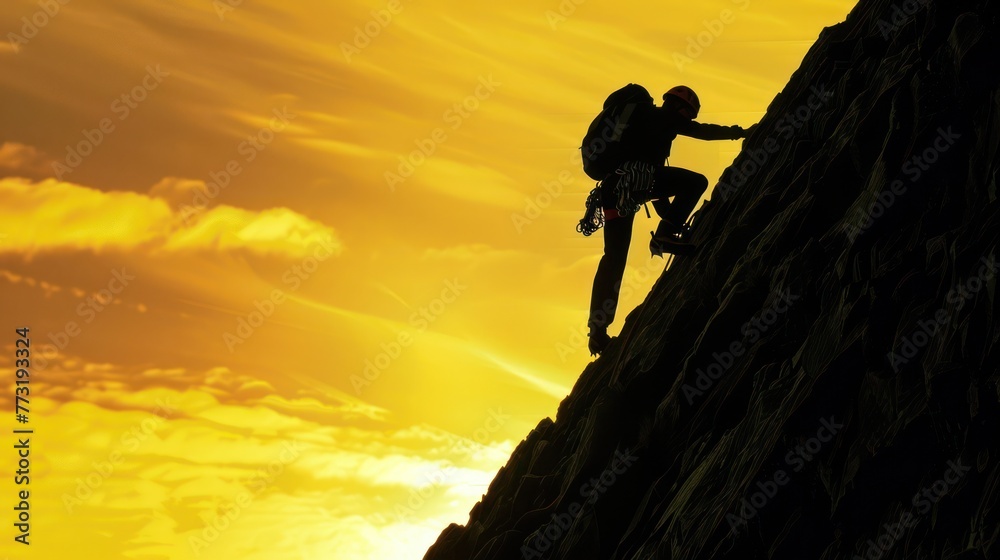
[663,85,700,120]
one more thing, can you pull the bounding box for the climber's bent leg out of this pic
[647,166,709,233]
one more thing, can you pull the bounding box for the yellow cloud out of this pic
[0,178,341,258]
[0,354,512,560]
[148,177,212,209]
[161,205,342,259]
[0,142,55,178]
[0,177,171,252]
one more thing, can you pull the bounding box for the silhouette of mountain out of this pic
[425,0,1000,558]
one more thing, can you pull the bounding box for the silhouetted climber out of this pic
[577,84,755,355]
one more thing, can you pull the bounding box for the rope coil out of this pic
[576,182,605,236]
[576,161,656,236]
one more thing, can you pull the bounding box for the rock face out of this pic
[425,0,1000,558]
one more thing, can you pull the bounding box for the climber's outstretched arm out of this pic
[677,120,755,141]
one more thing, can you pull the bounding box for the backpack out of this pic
[580,84,654,180]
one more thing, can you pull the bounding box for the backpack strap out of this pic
[610,103,637,142]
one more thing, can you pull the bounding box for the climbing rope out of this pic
[576,182,605,236]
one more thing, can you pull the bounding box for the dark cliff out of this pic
[426,0,1000,558]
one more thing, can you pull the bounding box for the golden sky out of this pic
[0,0,854,558]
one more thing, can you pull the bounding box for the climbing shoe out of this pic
[649,231,696,258]
[654,218,684,237]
